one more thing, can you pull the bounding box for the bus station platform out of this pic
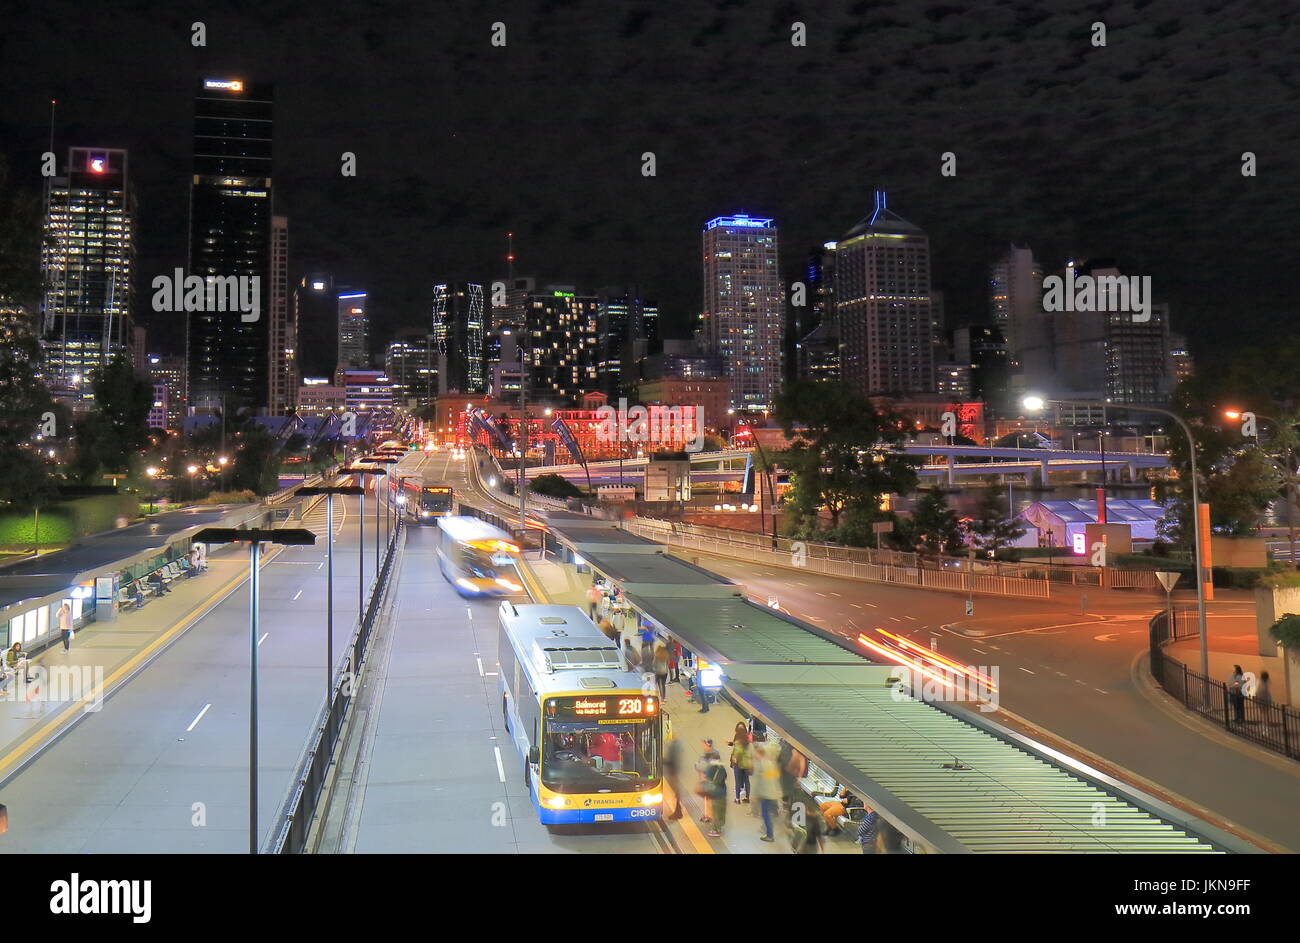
[516,517,1259,854]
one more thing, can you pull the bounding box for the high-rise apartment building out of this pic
[432,282,486,393]
[267,215,296,415]
[146,354,186,432]
[794,245,837,382]
[186,78,274,414]
[832,192,939,398]
[521,287,599,405]
[700,215,784,412]
[337,290,370,370]
[988,244,1043,370]
[41,147,136,403]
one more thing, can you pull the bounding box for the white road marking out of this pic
[830,592,842,598]
[851,603,864,609]
[904,615,917,621]
[1018,667,1035,675]
[258,633,269,646]
[484,671,498,677]
[467,607,473,620]
[1093,633,1119,641]
[476,657,484,677]
[864,603,877,609]
[889,617,902,622]
[292,590,303,601]
[317,562,324,570]
[1074,679,1088,685]
[971,647,987,655]
[186,704,212,732]
[1094,688,1109,695]
[493,746,506,783]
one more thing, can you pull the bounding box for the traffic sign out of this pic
[965,599,974,617]
[872,521,894,534]
[1155,571,1180,593]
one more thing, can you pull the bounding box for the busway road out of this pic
[0,490,376,853]
[336,448,671,852]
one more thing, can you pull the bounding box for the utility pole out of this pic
[518,341,528,533]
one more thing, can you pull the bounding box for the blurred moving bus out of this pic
[498,602,663,825]
[435,515,523,596]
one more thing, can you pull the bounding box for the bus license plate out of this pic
[594,813,614,822]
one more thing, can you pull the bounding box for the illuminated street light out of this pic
[1024,394,1209,700]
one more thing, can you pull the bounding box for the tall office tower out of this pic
[267,216,296,415]
[491,276,534,331]
[385,328,439,410]
[0,299,33,343]
[337,289,370,369]
[146,353,187,432]
[700,215,785,413]
[431,281,486,393]
[521,287,599,404]
[988,243,1043,369]
[40,147,136,403]
[186,78,274,414]
[1106,299,1173,404]
[952,324,1009,403]
[1168,332,1194,385]
[294,273,335,378]
[832,192,938,398]
[596,288,659,398]
[793,245,836,381]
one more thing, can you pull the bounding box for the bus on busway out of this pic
[498,602,664,826]
[392,474,454,523]
[434,515,524,596]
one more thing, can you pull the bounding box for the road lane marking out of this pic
[258,633,269,646]
[292,590,303,601]
[493,746,506,782]
[864,603,877,608]
[1018,667,1035,674]
[1095,688,1109,695]
[889,617,902,622]
[851,603,863,609]
[476,657,484,677]
[971,647,987,655]
[904,615,917,621]
[186,704,212,731]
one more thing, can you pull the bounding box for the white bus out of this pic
[498,602,664,825]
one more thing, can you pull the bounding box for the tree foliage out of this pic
[964,485,1026,555]
[773,380,918,537]
[911,489,965,556]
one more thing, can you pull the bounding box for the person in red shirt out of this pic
[588,731,622,770]
[669,641,681,683]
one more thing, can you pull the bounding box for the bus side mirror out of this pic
[527,747,539,765]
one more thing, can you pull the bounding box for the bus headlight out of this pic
[547,796,566,809]
[495,578,523,592]
[421,510,431,517]
[455,578,478,592]
[641,793,663,805]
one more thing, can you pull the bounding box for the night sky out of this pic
[3,0,1298,368]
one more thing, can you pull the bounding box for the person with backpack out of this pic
[698,746,729,838]
[727,722,753,804]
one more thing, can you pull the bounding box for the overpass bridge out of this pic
[526,444,1171,488]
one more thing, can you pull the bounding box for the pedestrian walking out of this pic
[728,722,752,804]
[794,801,826,854]
[622,636,639,673]
[668,640,681,683]
[752,741,782,843]
[586,583,601,620]
[664,735,684,820]
[856,808,881,854]
[57,600,73,653]
[1227,664,1246,723]
[652,640,669,699]
[1257,670,1275,724]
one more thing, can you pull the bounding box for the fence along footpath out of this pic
[624,517,1163,600]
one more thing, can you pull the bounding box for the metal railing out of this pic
[1149,609,1299,761]
[264,524,404,853]
[628,516,1164,593]
[624,520,1053,599]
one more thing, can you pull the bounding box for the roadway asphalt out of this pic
[0,490,380,853]
[685,550,1300,851]
[334,449,666,853]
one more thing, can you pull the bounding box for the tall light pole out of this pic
[194,526,316,854]
[340,465,382,620]
[363,456,399,578]
[297,485,364,699]
[1025,396,1209,692]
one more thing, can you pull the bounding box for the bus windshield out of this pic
[541,719,660,794]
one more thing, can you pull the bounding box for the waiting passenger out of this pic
[4,642,32,684]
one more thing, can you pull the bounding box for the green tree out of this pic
[68,355,153,483]
[911,489,965,556]
[530,472,583,500]
[965,486,1026,555]
[773,380,918,535]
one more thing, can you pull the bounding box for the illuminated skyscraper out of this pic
[337,289,370,370]
[700,215,784,412]
[267,215,296,415]
[432,282,486,393]
[833,192,940,397]
[186,78,274,414]
[294,273,335,378]
[596,288,659,398]
[40,146,136,403]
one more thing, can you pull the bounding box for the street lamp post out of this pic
[1026,396,1210,697]
[145,466,159,514]
[363,456,400,579]
[341,465,382,621]
[193,526,316,854]
[296,485,364,700]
